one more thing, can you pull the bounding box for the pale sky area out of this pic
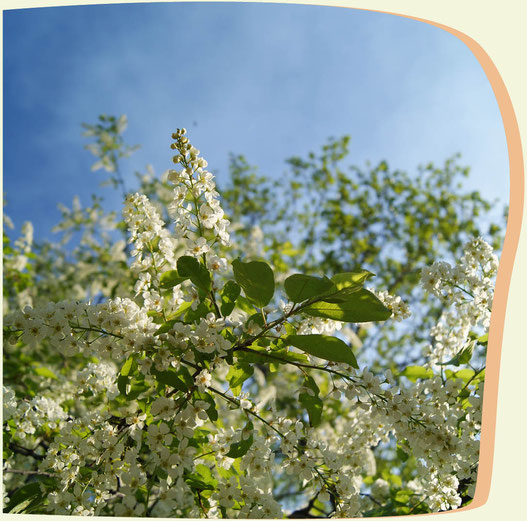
[3,2,509,240]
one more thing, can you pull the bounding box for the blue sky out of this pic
[3,2,509,240]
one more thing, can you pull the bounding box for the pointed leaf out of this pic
[232,259,275,307]
[331,271,375,289]
[220,280,241,316]
[177,256,211,291]
[303,288,391,323]
[226,422,254,458]
[284,274,335,303]
[160,270,188,290]
[286,334,358,368]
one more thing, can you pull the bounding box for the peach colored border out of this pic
[339,7,524,517]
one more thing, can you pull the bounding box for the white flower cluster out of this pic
[2,387,17,421]
[168,128,231,251]
[123,192,176,271]
[421,237,496,365]
[421,237,497,307]
[297,316,343,335]
[5,298,156,360]
[3,217,34,289]
[75,361,119,399]
[5,393,68,440]
[368,288,411,322]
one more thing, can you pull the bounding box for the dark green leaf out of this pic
[5,482,42,513]
[220,281,241,317]
[286,334,358,368]
[396,443,409,462]
[226,423,254,458]
[177,256,211,291]
[226,364,254,396]
[299,376,323,426]
[125,379,149,400]
[303,288,391,323]
[299,393,323,427]
[154,319,177,336]
[232,259,275,308]
[284,274,335,303]
[195,391,218,422]
[151,367,190,392]
[236,346,309,366]
[159,270,188,290]
[185,302,211,323]
[118,357,141,398]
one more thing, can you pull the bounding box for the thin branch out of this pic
[3,469,54,477]
[8,444,45,461]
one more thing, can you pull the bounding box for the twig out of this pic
[3,469,54,477]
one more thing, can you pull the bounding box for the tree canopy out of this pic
[2,115,502,517]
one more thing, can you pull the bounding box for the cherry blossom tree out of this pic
[2,116,500,517]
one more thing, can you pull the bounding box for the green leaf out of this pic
[396,441,411,461]
[394,490,410,504]
[177,256,211,291]
[185,302,211,323]
[439,341,474,367]
[454,368,476,382]
[226,364,254,396]
[232,259,275,308]
[299,393,323,427]
[185,473,216,491]
[303,288,391,323]
[389,474,403,488]
[5,482,42,513]
[226,422,254,458]
[195,391,218,422]
[118,356,137,397]
[154,319,177,336]
[400,365,433,381]
[299,376,323,426]
[236,346,309,366]
[220,280,241,317]
[195,464,218,488]
[284,274,335,303]
[477,334,488,345]
[286,334,358,368]
[234,296,256,314]
[159,269,188,290]
[34,366,57,379]
[216,463,238,480]
[125,378,149,400]
[320,272,374,302]
[331,270,375,289]
[151,367,190,392]
[120,356,136,377]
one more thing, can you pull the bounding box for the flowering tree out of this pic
[3,117,499,517]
